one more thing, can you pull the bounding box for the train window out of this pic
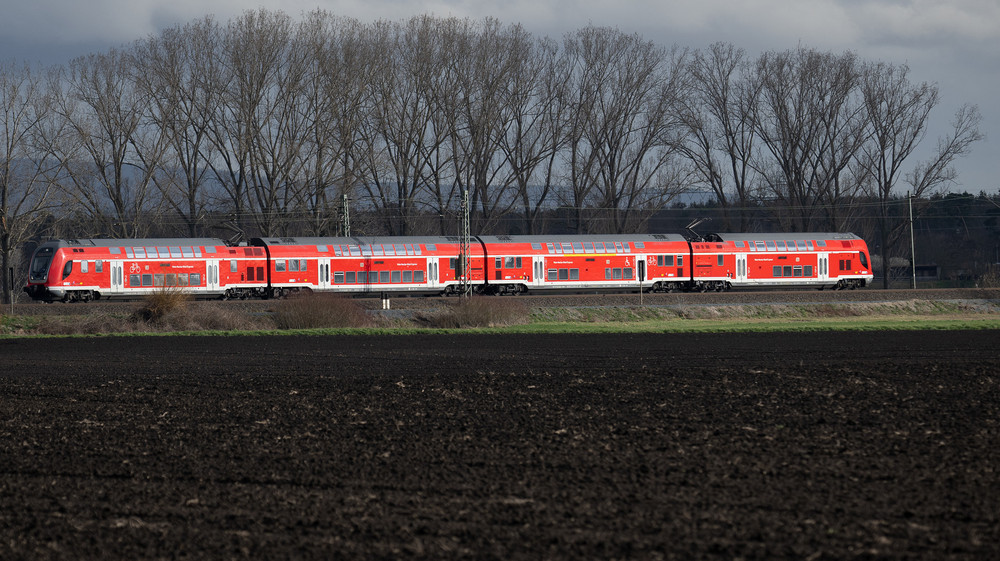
[584,242,594,253]
[562,243,574,253]
[403,271,413,283]
[793,266,803,277]
[360,246,372,257]
[377,271,388,283]
[547,243,556,253]
[677,256,684,267]
[558,269,569,280]
[805,266,813,276]
[317,245,327,253]
[496,257,503,269]
[62,261,73,279]
[718,255,724,266]
[449,258,457,270]
[859,252,869,268]
[531,243,542,250]
[570,269,579,280]
[350,246,361,257]
[346,272,356,283]
[391,271,401,283]
[275,260,286,272]
[415,271,424,282]
[96,260,103,273]
[613,268,622,280]
[163,274,176,286]
[783,266,793,277]
[357,271,367,283]
[735,241,745,248]
[334,272,344,284]
[247,267,255,281]
[373,245,384,256]
[667,256,676,266]
[516,257,523,268]
[656,256,662,266]
[125,247,135,258]
[774,241,785,251]
[334,246,342,257]
[190,273,200,286]
[505,257,516,268]
[817,240,827,247]
[80,261,89,273]
[807,241,815,250]
[129,274,140,286]
[180,247,192,258]
[606,268,613,279]
[547,269,557,280]
[142,274,153,286]
[773,266,782,277]
[426,244,436,252]
[152,274,163,286]
[154,247,166,257]
[623,268,633,280]
[289,260,299,272]
[766,241,776,251]
[615,242,625,253]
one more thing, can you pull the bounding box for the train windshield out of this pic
[859,251,869,269]
[29,247,54,282]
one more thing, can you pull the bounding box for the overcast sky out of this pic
[2,0,997,194]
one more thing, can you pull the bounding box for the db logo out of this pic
[129,263,141,274]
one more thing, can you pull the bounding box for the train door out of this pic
[206,259,220,294]
[818,254,829,282]
[638,258,646,287]
[317,258,330,290]
[109,260,124,296]
[736,254,748,282]
[427,258,440,289]
[533,257,545,288]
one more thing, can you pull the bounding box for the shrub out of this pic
[271,292,371,329]
[979,265,1000,288]
[131,289,192,323]
[427,297,530,328]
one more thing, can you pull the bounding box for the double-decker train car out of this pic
[690,232,872,290]
[24,238,230,302]
[23,232,873,302]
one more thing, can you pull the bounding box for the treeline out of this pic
[0,9,987,300]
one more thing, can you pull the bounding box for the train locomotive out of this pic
[23,232,873,302]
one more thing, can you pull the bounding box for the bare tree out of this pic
[0,61,59,303]
[752,47,867,231]
[134,17,221,237]
[498,36,570,234]
[296,13,376,236]
[208,9,303,237]
[682,43,761,231]
[49,48,169,237]
[447,18,531,233]
[857,61,939,286]
[561,26,691,234]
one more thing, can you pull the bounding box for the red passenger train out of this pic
[23,232,873,302]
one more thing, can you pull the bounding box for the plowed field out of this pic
[2,331,998,559]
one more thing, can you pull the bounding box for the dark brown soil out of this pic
[2,331,998,559]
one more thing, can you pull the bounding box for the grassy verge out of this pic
[3,298,999,337]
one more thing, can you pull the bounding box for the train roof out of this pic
[476,234,687,243]
[252,233,689,246]
[706,232,863,242]
[44,238,228,248]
